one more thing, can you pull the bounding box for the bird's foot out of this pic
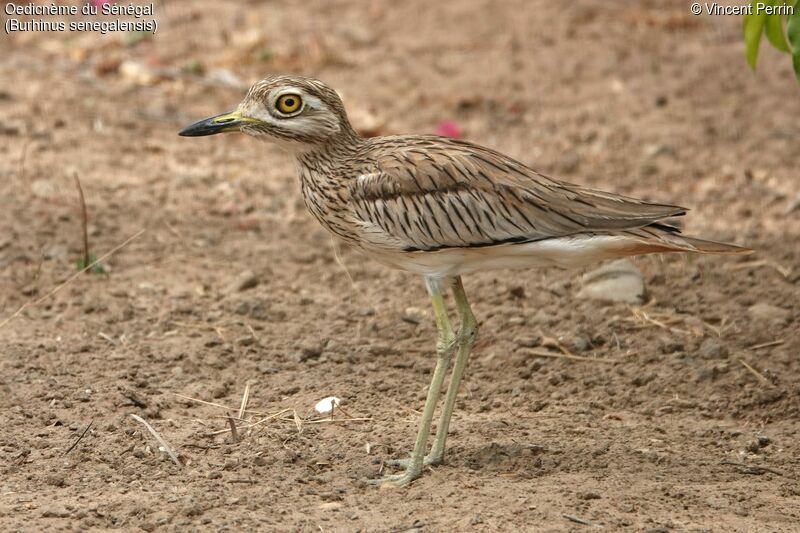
[385,452,443,469]
[367,468,423,487]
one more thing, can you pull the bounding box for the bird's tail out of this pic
[623,224,753,255]
[670,235,752,254]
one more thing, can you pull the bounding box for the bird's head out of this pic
[179,75,358,152]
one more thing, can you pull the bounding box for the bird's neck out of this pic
[293,127,364,171]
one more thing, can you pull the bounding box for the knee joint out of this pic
[457,315,478,344]
[436,332,456,359]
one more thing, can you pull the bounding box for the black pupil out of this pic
[284,98,295,108]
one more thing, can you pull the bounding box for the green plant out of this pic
[743,0,800,81]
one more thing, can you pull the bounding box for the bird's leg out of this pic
[426,276,477,465]
[386,276,477,469]
[371,276,455,486]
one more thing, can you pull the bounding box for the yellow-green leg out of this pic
[370,276,455,486]
[427,276,477,464]
[387,276,477,470]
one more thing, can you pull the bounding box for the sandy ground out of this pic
[1,0,799,531]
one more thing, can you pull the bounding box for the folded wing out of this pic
[350,137,686,252]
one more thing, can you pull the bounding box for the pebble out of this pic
[401,307,427,325]
[225,270,259,293]
[236,335,255,346]
[293,341,325,362]
[41,506,70,518]
[515,335,541,348]
[698,338,728,359]
[577,259,645,304]
[747,303,789,325]
[257,362,278,374]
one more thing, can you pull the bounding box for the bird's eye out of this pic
[275,94,302,115]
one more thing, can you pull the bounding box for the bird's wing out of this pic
[349,136,686,252]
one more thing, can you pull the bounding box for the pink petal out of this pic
[435,120,461,139]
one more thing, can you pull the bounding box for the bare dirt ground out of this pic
[1,1,799,531]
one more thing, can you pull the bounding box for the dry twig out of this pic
[238,382,251,420]
[747,339,784,351]
[522,349,619,364]
[129,414,182,467]
[63,420,93,456]
[73,172,90,270]
[720,460,784,477]
[227,413,239,443]
[738,359,773,387]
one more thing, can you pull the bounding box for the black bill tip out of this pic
[178,112,245,137]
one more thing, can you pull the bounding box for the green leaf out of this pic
[793,54,800,82]
[76,254,106,275]
[743,1,769,69]
[765,12,790,52]
[788,1,800,81]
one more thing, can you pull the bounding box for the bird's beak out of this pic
[178,110,261,137]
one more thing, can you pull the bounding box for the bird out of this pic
[179,75,750,486]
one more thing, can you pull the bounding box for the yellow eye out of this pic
[276,94,302,114]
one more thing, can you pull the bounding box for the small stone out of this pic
[578,491,602,500]
[567,334,591,353]
[757,435,771,447]
[643,143,676,159]
[401,307,426,324]
[747,303,789,325]
[577,259,645,304]
[44,473,67,487]
[236,335,255,346]
[515,335,541,348]
[698,338,728,359]
[41,506,70,518]
[225,270,259,293]
[319,502,342,510]
[257,362,278,374]
[294,342,324,362]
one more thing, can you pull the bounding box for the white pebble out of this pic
[314,396,341,414]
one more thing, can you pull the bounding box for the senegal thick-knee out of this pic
[180,75,749,486]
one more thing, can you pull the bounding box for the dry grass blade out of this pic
[73,172,90,271]
[563,514,597,527]
[238,382,251,420]
[540,335,573,355]
[293,410,304,434]
[0,228,146,330]
[227,413,239,443]
[720,460,785,477]
[129,414,182,467]
[303,417,373,425]
[738,359,773,387]
[209,408,292,435]
[64,420,93,455]
[172,393,272,417]
[522,349,620,364]
[628,308,695,336]
[747,339,784,351]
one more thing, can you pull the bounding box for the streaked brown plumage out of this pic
[179,75,750,486]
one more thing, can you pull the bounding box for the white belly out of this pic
[363,234,644,278]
